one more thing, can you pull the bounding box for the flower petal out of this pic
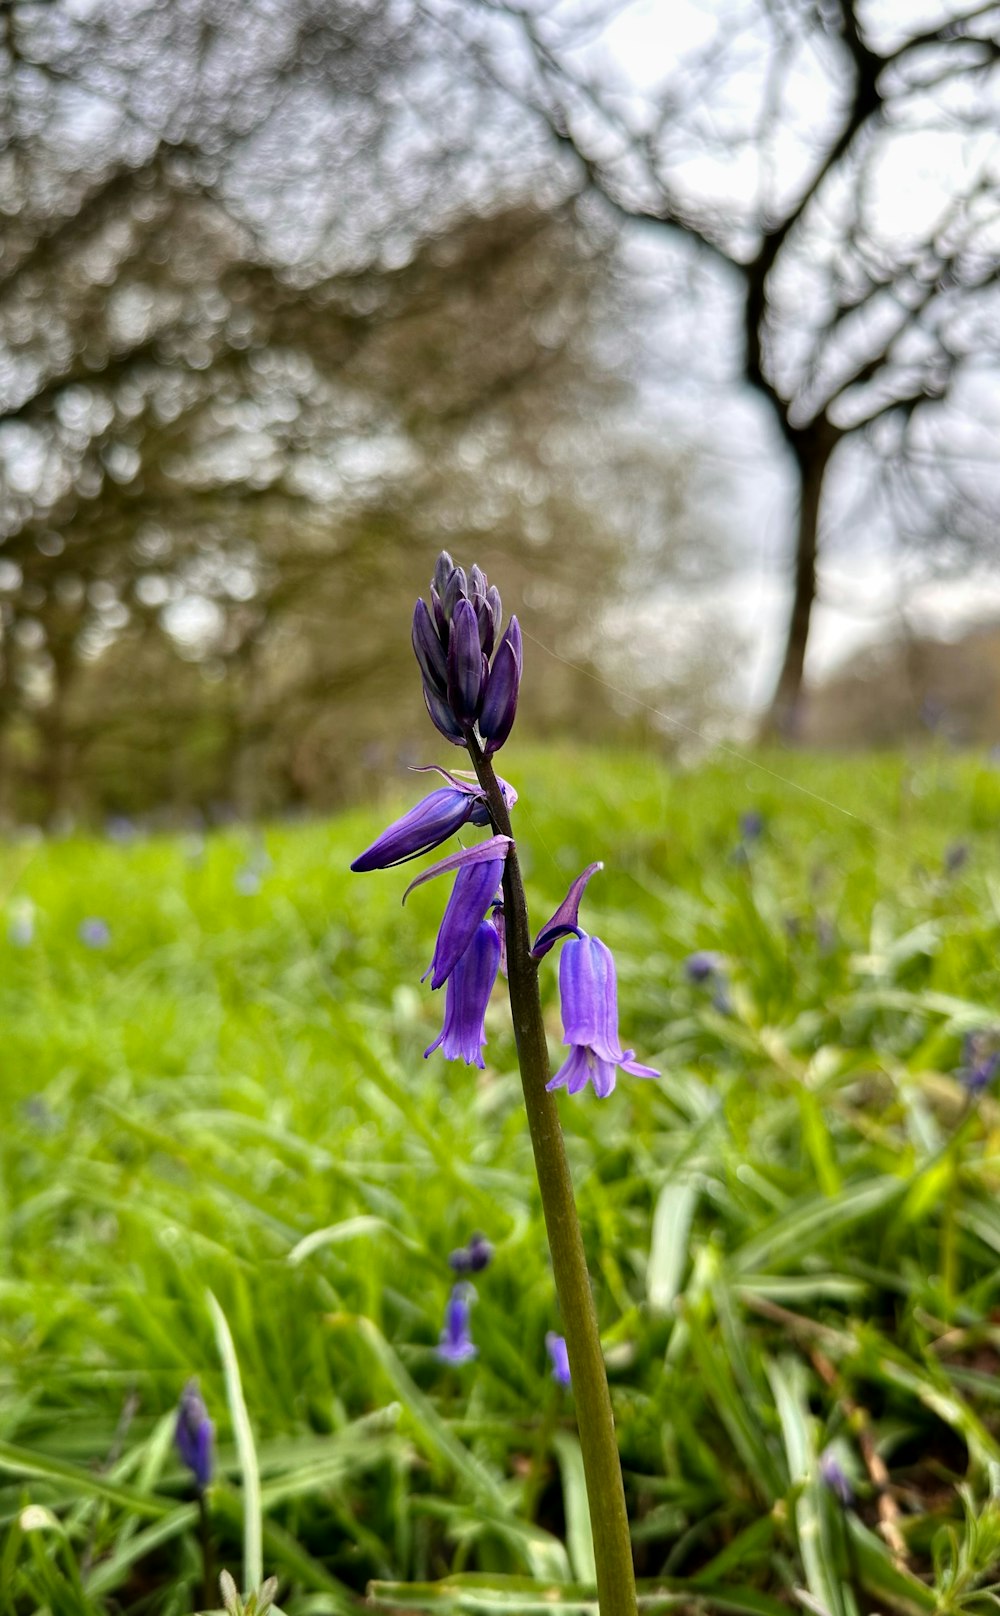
[479,639,520,755]
[531,862,603,959]
[402,835,512,903]
[426,859,505,989]
[351,788,475,872]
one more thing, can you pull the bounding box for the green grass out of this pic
[3,743,1000,1614]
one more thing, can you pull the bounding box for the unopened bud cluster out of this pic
[412,552,521,754]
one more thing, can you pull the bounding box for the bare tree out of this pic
[441,0,1000,733]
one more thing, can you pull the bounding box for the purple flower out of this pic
[8,905,34,946]
[424,858,506,989]
[175,1379,214,1491]
[944,841,969,877]
[546,935,659,1099]
[546,1332,571,1386]
[449,1232,494,1274]
[818,1447,852,1505]
[740,810,764,842]
[425,920,501,1067]
[959,1031,1000,1095]
[438,1283,477,1364]
[412,554,521,752]
[684,951,721,984]
[79,917,110,949]
[351,770,516,873]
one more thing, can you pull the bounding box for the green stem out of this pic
[466,734,637,1616]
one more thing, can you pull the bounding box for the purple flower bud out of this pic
[175,1379,214,1491]
[546,1332,571,1386]
[438,1283,477,1364]
[684,951,721,984]
[433,551,455,600]
[412,598,448,698]
[449,1232,494,1273]
[819,1448,852,1505]
[447,599,485,724]
[546,935,659,1099]
[79,917,110,949]
[415,557,518,747]
[443,565,469,623]
[423,683,468,746]
[425,920,501,1067]
[531,862,603,960]
[424,858,506,989]
[479,637,520,755]
[351,787,480,872]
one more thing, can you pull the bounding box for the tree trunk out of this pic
[760,423,839,741]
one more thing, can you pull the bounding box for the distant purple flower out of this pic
[438,1283,477,1364]
[175,1380,214,1491]
[106,815,138,845]
[546,934,658,1099]
[819,1448,852,1505]
[79,918,110,949]
[8,906,34,946]
[235,867,261,896]
[944,841,969,877]
[425,920,501,1068]
[740,810,765,842]
[959,1031,1000,1095]
[684,951,721,984]
[351,770,516,873]
[449,1232,494,1274]
[546,1332,571,1386]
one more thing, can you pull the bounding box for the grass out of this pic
[3,743,1000,1613]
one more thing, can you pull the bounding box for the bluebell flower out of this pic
[959,1031,1000,1095]
[449,1232,494,1273]
[547,934,659,1099]
[546,1332,571,1386]
[412,554,521,751]
[740,809,765,842]
[818,1447,852,1505]
[438,1283,477,1364]
[8,902,34,946]
[944,841,969,877]
[175,1379,214,1491]
[79,917,110,949]
[351,771,516,873]
[425,920,501,1067]
[423,858,506,990]
[235,867,261,895]
[684,951,721,984]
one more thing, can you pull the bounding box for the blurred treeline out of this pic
[0,0,720,825]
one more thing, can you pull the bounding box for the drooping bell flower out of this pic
[546,934,659,1099]
[546,1332,571,1386]
[437,1283,477,1364]
[412,553,521,751]
[175,1379,214,1492]
[423,859,506,989]
[351,771,516,873]
[424,919,501,1068]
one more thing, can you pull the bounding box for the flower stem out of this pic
[466,735,637,1616]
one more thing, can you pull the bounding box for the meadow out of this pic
[3,744,1000,1615]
